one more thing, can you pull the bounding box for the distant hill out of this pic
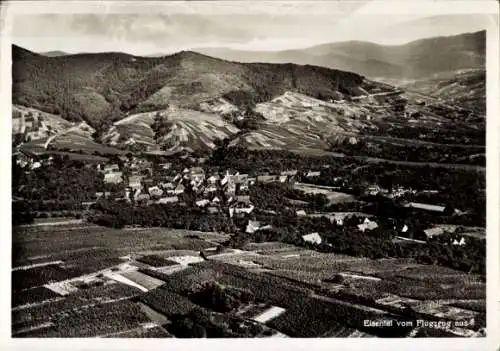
[40,50,71,57]
[13,45,372,127]
[400,69,486,116]
[196,31,486,79]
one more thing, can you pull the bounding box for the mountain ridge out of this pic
[195,30,486,79]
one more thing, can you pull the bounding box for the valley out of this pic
[10,28,487,339]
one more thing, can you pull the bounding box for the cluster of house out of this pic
[13,150,51,170]
[96,160,327,218]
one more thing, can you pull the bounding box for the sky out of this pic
[8,1,497,55]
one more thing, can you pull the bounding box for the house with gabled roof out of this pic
[104,172,123,184]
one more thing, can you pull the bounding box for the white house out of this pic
[157,196,179,204]
[196,199,210,207]
[357,218,378,232]
[306,171,321,178]
[148,186,164,198]
[302,232,322,245]
[104,172,123,184]
[246,220,261,234]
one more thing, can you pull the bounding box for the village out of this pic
[12,151,486,338]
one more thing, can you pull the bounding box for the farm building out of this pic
[196,199,210,207]
[246,220,261,234]
[302,232,322,245]
[404,202,454,215]
[31,161,42,170]
[296,210,307,217]
[159,163,172,170]
[212,196,221,204]
[229,204,254,217]
[305,171,321,178]
[157,196,179,204]
[148,186,164,198]
[279,175,288,183]
[104,172,123,184]
[357,218,378,232]
[452,237,466,246]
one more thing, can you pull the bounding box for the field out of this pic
[102,107,240,152]
[15,300,150,338]
[11,221,485,337]
[12,224,222,268]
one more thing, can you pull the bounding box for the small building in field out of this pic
[157,196,179,204]
[302,232,322,245]
[296,210,307,217]
[404,202,454,215]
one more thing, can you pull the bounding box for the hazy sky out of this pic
[9,1,496,55]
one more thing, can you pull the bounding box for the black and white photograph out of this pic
[3,0,499,346]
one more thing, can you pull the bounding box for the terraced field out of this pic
[102,107,239,151]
